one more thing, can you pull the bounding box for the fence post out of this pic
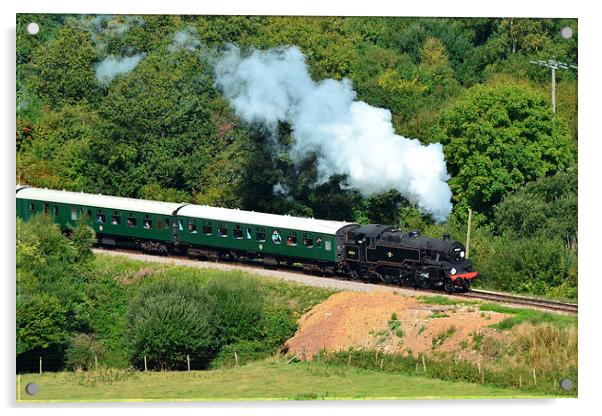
[532,369,537,386]
[234,351,239,367]
[187,355,191,372]
[519,374,522,388]
[422,355,426,372]
[380,358,384,370]
[144,356,147,372]
[39,356,42,375]
[347,353,351,366]
[94,356,98,370]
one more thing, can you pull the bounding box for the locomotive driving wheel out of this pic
[444,278,455,293]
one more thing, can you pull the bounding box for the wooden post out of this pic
[94,356,98,370]
[422,355,426,372]
[144,356,147,372]
[466,208,472,258]
[347,353,351,366]
[234,351,239,367]
[533,369,537,386]
[380,358,384,370]
[39,356,42,375]
[519,374,522,388]
[187,355,191,372]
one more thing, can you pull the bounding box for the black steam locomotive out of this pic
[340,224,477,292]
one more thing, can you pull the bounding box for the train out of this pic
[16,186,478,292]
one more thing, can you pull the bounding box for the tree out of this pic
[493,168,577,241]
[27,25,100,107]
[126,279,220,370]
[435,82,575,219]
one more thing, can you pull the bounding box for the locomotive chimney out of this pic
[443,233,450,241]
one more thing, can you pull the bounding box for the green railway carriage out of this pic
[176,204,356,265]
[16,186,181,250]
[16,186,358,268]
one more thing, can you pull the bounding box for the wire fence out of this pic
[17,351,246,374]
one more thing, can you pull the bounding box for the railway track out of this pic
[458,289,578,314]
[94,247,578,315]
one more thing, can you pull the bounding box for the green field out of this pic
[17,359,555,402]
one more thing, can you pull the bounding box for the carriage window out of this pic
[233,225,243,239]
[256,227,266,242]
[218,224,228,237]
[156,218,163,230]
[165,218,170,229]
[188,220,197,234]
[316,236,323,248]
[178,219,184,231]
[143,219,152,229]
[325,241,332,251]
[43,203,49,214]
[202,221,212,235]
[87,209,92,220]
[287,233,298,246]
[127,217,137,228]
[71,207,77,220]
[271,229,282,245]
[96,213,106,224]
[111,215,121,225]
[246,227,252,239]
[53,206,59,216]
[303,237,313,248]
[29,203,35,213]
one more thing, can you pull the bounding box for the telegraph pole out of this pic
[529,59,577,113]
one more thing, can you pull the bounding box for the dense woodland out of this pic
[16,16,577,299]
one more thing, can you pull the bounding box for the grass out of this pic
[478,303,578,329]
[16,359,552,402]
[416,295,479,306]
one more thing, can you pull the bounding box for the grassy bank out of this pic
[17,359,554,402]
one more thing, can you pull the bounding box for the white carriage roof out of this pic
[16,186,182,216]
[178,204,354,235]
[16,186,357,235]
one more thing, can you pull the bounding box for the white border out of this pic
[2,1,600,415]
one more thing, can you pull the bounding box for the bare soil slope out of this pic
[284,291,508,360]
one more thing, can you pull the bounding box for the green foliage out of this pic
[125,278,220,370]
[436,82,575,217]
[473,235,577,300]
[27,24,101,107]
[65,333,106,371]
[494,168,577,241]
[204,275,265,344]
[17,292,69,355]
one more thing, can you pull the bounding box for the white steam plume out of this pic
[214,45,453,222]
[95,54,144,85]
[168,27,201,52]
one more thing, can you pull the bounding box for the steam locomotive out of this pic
[341,224,477,292]
[16,186,478,292]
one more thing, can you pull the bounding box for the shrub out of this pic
[204,275,265,344]
[65,333,106,371]
[125,278,219,370]
[472,235,577,300]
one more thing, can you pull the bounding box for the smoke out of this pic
[168,27,201,52]
[214,45,453,222]
[95,54,145,85]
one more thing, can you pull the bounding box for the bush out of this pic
[65,333,106,371]
[126,278,220,370]
[472,235,577,300]
[204,275,266,344]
